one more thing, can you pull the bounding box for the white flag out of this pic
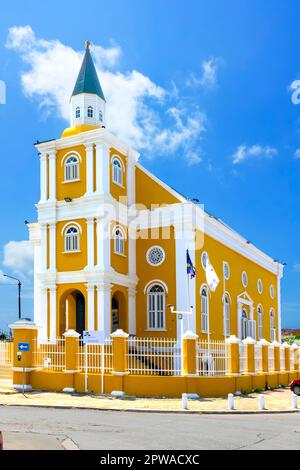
[205,259,220,292]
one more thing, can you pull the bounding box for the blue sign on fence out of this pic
[18,342,30,352]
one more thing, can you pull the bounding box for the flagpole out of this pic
[186,249,191,332]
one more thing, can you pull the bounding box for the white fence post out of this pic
[228,393,235,410]
[259,394,266,410]
[182,393,188,410]
[291,392,298,410]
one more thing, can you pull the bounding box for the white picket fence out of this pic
[32,338,65,371]
[0,341,12,366]
[127,337,181,376]
[197,340,227,376]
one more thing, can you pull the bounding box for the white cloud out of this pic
[187,57,220,89]
[294,149,300,159]
[3,240,34,278]
[6,26,206,162]
[232,145,278,165]
[293,262,300,272]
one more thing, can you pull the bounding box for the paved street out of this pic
[1,406,300,450]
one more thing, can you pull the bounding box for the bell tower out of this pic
[69,40,106,129]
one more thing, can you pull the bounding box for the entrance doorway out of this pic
[59,289,86,337]
[112,297,119,332]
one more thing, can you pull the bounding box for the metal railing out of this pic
[239,342,247,375]
[32,338,65,371]
[78,339,113,373]
[127,337,181,376]
[280,346,285,370]
[254,343,263,373]
[0,341,12,366]
[197,340,227,376]
[268,345,275,372]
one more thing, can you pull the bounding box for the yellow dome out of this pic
[61,124,100,138]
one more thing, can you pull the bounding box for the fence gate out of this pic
[78,339,113,394]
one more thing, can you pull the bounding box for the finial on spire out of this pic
[85,40,91,49]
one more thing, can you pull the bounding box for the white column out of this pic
[39,153,48,202]
[277,273,282,343]
[40,223,48,272]
[49,286,57,341]
[85,143,94,196]
[49,223,56,273]
[95,143,110,195]
[48,150,56,201]
[86,218,95,270]
[86,283,95,331]
[40,286,48,340]
[128,287,136,335]
[127,159,135,206]
[97,283,112,336]
[96,217,111,270]
[174,226,196,340]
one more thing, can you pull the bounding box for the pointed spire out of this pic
[72,41,105,101]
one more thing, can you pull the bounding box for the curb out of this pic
[0,402,299,415]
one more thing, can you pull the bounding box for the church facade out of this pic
[28,42,284,344]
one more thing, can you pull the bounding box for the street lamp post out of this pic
[3,274,22,320]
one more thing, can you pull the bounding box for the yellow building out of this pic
[28,42,284,346]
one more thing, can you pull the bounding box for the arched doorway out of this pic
[59,289,86,337]
[111,291,127,332]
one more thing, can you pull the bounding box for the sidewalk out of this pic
[0,386,298,413]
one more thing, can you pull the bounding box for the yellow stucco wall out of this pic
[136,226,177,338]
[195,230,279,342]
[135,166,180,208]
[110,222,128,275]
[110,148,127,202]
[56,219,87,272]
[56,145,86,201]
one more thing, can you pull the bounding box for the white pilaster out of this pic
[49,223,56,273]
[174,226,196,339]
[86,218,95,270]
[128,287,136,335]
[97,283,112,336]
[49,286,57,341]
[95,143,110,195]
[40,287,48,340]
[48,150,56,202]
[277,274,282,343]
[127,156,135,206]
[40,224,48,272]
[40,153,48,203]
[85,143,94,196]
[96,217,111,270]
[86,283,95,331]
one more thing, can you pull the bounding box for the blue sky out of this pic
[0,0,300,330]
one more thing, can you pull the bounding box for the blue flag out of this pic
[186,249,196,279]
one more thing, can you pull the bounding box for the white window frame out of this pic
[147,283,166,330]
[112,157,123,186]
[64,225,80,252]
[270,309,276,342]
[75,106,80,119]
[223,293,230,337]
[201,251,208,269]
[113,226,125,256]
[87,106,93,118]
[257,279,263,294]
[242,271,248,288]
[223,261,230,280]
[201,285,209,333]
[64,155,79,182]
[257,304,263,340]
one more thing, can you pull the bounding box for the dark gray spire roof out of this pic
[72,41,105,101]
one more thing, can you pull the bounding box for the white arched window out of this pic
[223,294,230,337]
[65,226,80,252]
[201,286,208,333]
[99,110,103,122]
[112,158,123,186]
[87,106,93,118]
[65,156,79,181]
[113,227,125,255]
[75,107,80,118]
[257,305,263,340]
[147,284,165,330]
[270,309,275,341]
